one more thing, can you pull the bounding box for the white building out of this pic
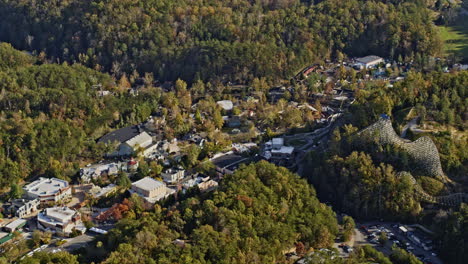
[125,131,153,150]
[80,163,111,183]
[263,138,295,162]
[112,131,154,157]
[80,162,126,183]
[162,168,185,184]
[355,55,384,69]
[23,178,71,203]
[216,100,234,111]
[4,218,27,233]
[8,199,40,218]
[272,138,284,150]
[182,175,219,193]
[198,179,219,193]
[271,145,295,159]
[130,177,175,203]
[37,207,85,236]
[98,126,158,157]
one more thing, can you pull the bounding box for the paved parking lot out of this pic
[44,233,96,253]
[356,222,442,264]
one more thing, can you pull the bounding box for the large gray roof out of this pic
[98,126,142,144]
[356,55,383,64]
[23,177,69,196]
[211,153,246,168]
[132,177,164,192]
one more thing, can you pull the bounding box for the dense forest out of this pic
[0,43,162,187]
[18,244,424,264]
[0,42,319,188]
[0,0,465,263]
[0,0,441,83]
[432,204,468,264]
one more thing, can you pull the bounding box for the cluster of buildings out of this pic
[80,160,139,183]
[23,178,85,236]
[0,54,425,248]
[105,150,264,211]
[1,177,86,240]
[261,138,295,167]
[97,124,180,160]
[128,167,222,205]
[2,177,72,220]
[182,175,219,193]
[80,123,182,184]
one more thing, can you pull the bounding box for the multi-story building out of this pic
[162,168,185,184]
[98,125,158,157]
[131,177,175,203]
[23,178,71,203]
[7,199,40,218]
[37,207,85,236]
[262,138,295,166]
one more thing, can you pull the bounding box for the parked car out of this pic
[343,245,353,253]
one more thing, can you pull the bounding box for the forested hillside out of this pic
[303,70,467,263]
[0,0,441,82]
[0,1,465,263]
[71,162,339,263]
[347,71,468,179]
[0,43,161,187]
[306,71,468,220]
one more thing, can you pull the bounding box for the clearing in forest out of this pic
[438,17,468,61]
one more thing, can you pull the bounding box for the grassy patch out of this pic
[438,17,468,61]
